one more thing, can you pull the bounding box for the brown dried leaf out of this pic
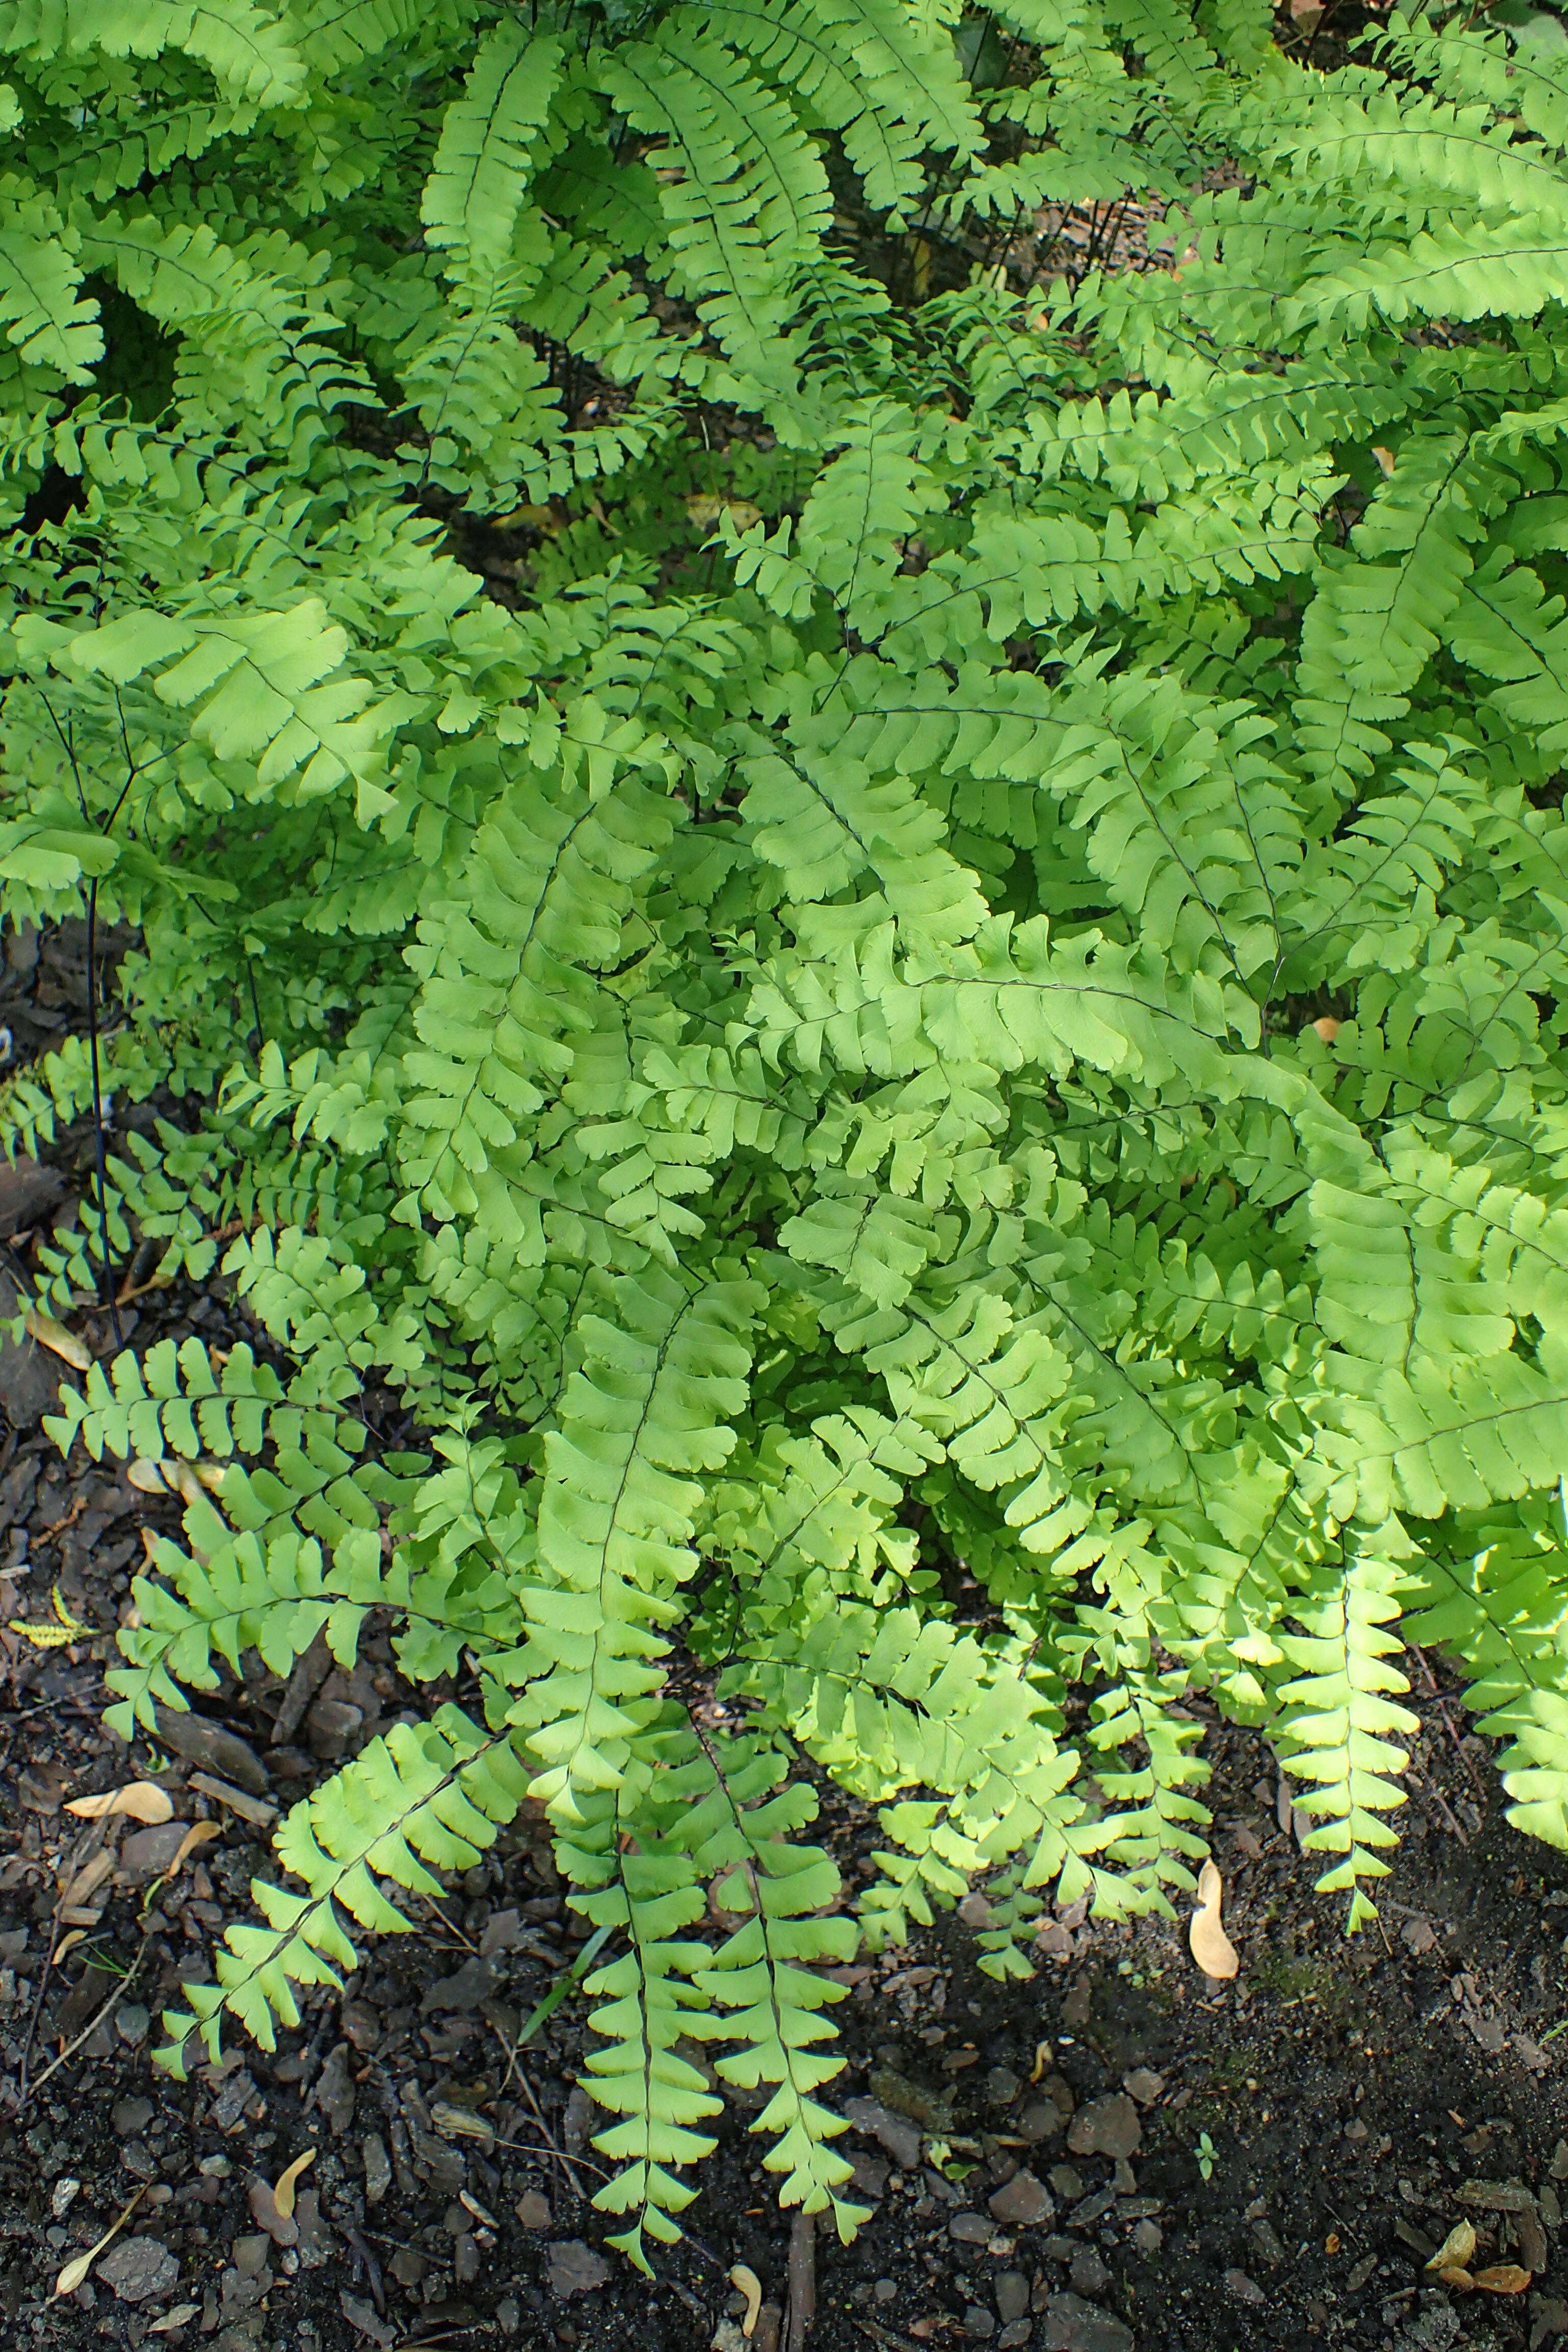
[1370,444,1396,477]
[1312,1016,1340,1042]
[1029,2038,1052,2084]
[272,2146,316,2219]
[1437,2267,1476,2292]
[729,2262,763,2338]
[65,1782,175,1825]
[1426,2220,1476,2272]
[1189,1860,1239,1980]
[24,1308,92,1373]
[126,1458,172,1495]
[1473,2265,1532,2295]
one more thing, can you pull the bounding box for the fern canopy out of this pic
[8,0,1568,2266]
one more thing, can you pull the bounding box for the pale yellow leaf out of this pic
[24,1308,92,1373]
[54,2186,146,2297]
[1426,2220,1476,2271]
[729,2262,763,2338]
[1189,1860,1239,1979]
[1370,445,1396,477]
[126,1459,173,1494]
[66,1782,175,1825]
[166,1821,221,1877]
[1474,2265,1532,2295]
[272,2146,316,2219]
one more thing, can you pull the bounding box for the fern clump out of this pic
[8,0,1568,2266]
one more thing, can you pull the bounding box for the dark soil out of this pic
[3,974,1567,2352]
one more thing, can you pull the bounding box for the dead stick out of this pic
[16,1928,152,2113]
[785,2209,816,2352]
[517,2068,586,2203]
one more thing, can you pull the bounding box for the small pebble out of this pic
[989,2170,1052,2228]
[115,2004,150,2046]
[454,2233,480,2284]
[875,2280,897,2302]
[232,2237,271,2281]
[496,2298,520,2337]
[515,2190,552,2231]
[1070,2247,1110,2297]
[1048,2166,1083,2201]
[998,2325,1032,2350]
[96,2237,178,2305]
[965,2309,996,2341]
[362,2134,390,2207]
[951,2212,993,2244]
[996,2271,1031,2323]
[1132,2219,1162,2253]
[112,2096,154,2137]
[1223,2269,1265,2305]
[1066,2094,1141,2162]
[546,2239,610,2299]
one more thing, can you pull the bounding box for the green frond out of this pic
[17,0,1568,2258]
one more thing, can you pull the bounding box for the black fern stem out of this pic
[85,879,124,1351]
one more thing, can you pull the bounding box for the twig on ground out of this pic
[484,2124,611,2183]
[1409,1648,1489,1799]
[340,2220,386,2313]
[14,1927,153,2114]
[785,2208,816,2352]
[16,1813,112,2101]
[516,2068,586,2202]
[419,1891,479,1953]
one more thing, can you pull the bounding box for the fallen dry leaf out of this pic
[24,1307,92,1373]
[166,1821,222,1878]
[66,1782,175,1825]
[687,494,762,533]
[1030,2038,1052,2084]
[272,2146,316,2219]
[1312,1015,1340,1042]
[127,1457,225,1502]
[1427,2220,1477,2272]
[1474,2265,1532,2295]
[729,2262,763,2338]
[1437,2266,1476,2292]
[1189,1858,1239,1980]
[1370,444,1396,477]
[53,2186,146,2297]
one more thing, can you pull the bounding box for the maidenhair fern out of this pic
[10,0,1568,2268]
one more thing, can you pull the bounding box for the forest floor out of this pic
[2,955,1567,2352]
